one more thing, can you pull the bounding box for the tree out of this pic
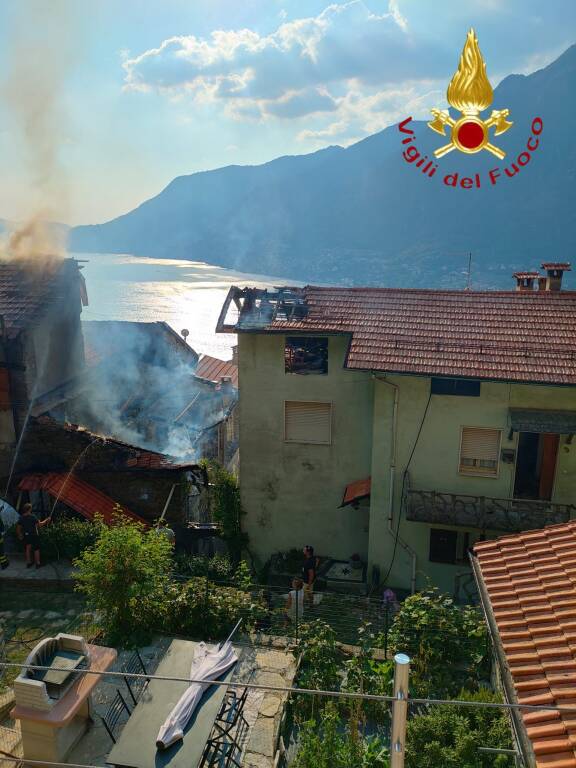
[74,516,172,645]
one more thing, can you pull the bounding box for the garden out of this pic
[66,518,515,767]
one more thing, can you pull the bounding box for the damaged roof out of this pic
[472,524,576,768]
[83,320,198,368]
[217,285,576,386]
[0,259,86,338]
[30,417,201,471]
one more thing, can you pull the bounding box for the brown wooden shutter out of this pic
[459,427,501,475]
[285,401,332,444]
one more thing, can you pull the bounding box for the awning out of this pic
[509,408,576,434]
[18,473,146,525]
[341,477,371,507]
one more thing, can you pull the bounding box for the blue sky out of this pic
[0,0,574,225]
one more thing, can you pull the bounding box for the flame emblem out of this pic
[428,29,512,159]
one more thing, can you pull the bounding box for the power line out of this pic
[4,661,576,715]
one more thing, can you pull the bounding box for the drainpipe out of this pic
[374,376,417,594]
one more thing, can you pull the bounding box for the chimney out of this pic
[537,275,548,292]
[541,262,572,291]
[231,345,238,365]
[512,272,539,292]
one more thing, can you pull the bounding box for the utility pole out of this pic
[390,653,410,767]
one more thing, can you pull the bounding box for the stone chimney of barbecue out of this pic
[513,272,539,292]
[541,262,571,291]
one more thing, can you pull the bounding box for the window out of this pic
[431,378,480,396]
[284,401,332,444]
[285,337,328,375]
[459,427,501,477]
[429,529,470,565]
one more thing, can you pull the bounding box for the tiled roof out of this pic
[0,259,83,338]
[18,473,146,525]
[245,286,576,385]
[473,523,576,768]
[195,354,238,388]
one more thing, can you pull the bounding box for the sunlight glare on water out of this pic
[76,253,299,360]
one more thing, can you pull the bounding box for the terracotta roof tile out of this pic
[195,354,238,388]
[474,521,576,767]
[225,285,576,385]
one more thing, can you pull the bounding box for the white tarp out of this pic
[156,640,238,750]
[0,498,19,528]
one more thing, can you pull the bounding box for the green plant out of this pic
[165,577,265,639]
[344,622,394,723]
[39,518,99,562]
[405,689,513,768]
[202,460,248,561]
[173,553,234,580]
[295,620,342,711]
[74,516,173,646]
[292,703,389,768]
[388,588,487,696]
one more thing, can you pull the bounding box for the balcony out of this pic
[406,488,576,533]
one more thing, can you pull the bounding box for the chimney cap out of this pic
[541,262,571,271]
[512,271,540,279]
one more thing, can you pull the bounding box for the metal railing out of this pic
[406,488,575,532]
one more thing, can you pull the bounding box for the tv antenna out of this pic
[465,252,473,291]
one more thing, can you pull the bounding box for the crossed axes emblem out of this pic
[428,108,513,159]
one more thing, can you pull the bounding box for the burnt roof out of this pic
[217,285,576,386]
[0,259,84,338]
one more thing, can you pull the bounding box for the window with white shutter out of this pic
[459,427,501,477]
[284,401,332,445]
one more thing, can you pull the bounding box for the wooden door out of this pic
[539,433,560,501]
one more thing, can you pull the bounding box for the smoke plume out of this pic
[0,0,81,266]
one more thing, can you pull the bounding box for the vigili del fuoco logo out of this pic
[398,28,543,189]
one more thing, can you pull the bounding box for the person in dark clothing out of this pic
[0,517,9,570]
[302,545,317,606]
[16,503,50,569]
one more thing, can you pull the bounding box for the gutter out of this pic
[469,551,535,768]
[375,375,417,595]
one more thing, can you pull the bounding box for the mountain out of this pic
[69,45,576,289]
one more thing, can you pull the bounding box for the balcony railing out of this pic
[406,489,576,533]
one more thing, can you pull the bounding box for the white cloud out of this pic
[124,1,444,103]
[121,0,450,142]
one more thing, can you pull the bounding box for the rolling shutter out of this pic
[459,427,501,476]
[285,401,332,444]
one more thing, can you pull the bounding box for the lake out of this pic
[77,252,294,360]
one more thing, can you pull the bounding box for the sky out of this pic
[0,0,574,226]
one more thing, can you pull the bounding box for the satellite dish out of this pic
[180,329,189,342]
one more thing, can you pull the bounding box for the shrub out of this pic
[165,576,265,639]
[292,703,389,768]
[388,588,487,695]
[344,622,394,723]
[202,460,248,561]
[405,688,513,768]
[295,620,342,698]
[40,518,99,562]
[173,553,234,581]
[74,516,173,646]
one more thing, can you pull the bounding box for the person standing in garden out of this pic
[16,503,50,569]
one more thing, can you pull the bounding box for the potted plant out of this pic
[349,553,363,570]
